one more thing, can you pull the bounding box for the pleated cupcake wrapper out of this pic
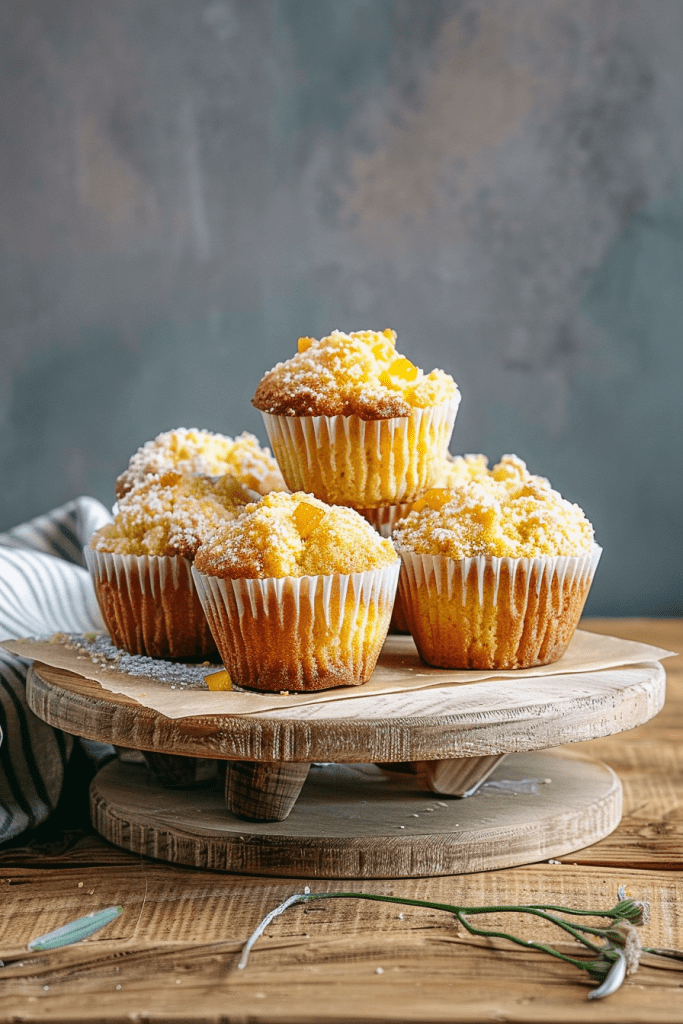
[260,396,460,507]
[191,560,400,691]
[397,544,602,606]
[356,501,416,538]
[396,544,602,669]
[84,547,218,660]
[356,501,415,632]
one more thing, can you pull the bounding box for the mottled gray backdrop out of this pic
[1,0,681,614]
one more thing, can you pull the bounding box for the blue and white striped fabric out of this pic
[0,497,114,843]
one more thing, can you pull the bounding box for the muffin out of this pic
[252,329,460,508]
[115,427,286,499]
[192,491,400,691]
[392,455,601,669]
[86,471,253,659]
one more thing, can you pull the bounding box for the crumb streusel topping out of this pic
[393,454,595,559]
[252,329,459,419]
[194,490,398,579]
[92,471,253,558]
[115,428,286,498]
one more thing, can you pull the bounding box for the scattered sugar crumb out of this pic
[50,633,219,690]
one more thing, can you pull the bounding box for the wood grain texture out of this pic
[225,761,311,821]
[89,751,622,877]
[1,619,681,1022]
[27,658,665,762]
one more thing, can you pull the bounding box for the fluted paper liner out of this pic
[357,501,414,632]
[261,397,460,507]
[192,560,400,691]
[85,547,218,660]
[356,501,415,538]
[397,544,602,669]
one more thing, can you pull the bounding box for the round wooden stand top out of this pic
[28,656,665,763]
[90,750,622,878]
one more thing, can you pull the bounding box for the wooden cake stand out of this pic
[27,648,665,878]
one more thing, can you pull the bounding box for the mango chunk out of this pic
[412,488,453,513]
[298,336,315,354]
[293,501,326,539]
[388,357,418,382]
[206,669,232,691]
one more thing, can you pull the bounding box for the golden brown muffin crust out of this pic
[92,471,253,559]
[115,428,286,499]
[252,329,459,419]
[194,491,398,579]
[393,454,595,559]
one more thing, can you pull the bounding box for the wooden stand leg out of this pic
[377,754,508,798]
[418,754,508,797]
[225,761,311,821]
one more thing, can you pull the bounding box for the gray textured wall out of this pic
[1,0,681,615]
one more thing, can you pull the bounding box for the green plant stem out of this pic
[302,892,609,958]
[453,911,601,973]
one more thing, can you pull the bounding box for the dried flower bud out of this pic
[614,891,651,925]
[604,920,642,975]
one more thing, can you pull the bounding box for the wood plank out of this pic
[0,865,681,1022]
[27,658,666,762]
[0,619,681,1022]
[89,751,622,877]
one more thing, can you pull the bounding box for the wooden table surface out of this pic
[0,618,681,1023]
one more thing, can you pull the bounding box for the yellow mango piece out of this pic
[382,328,396,343]
[424,488,452,511]
[388,357,418,382]
[293,501,326,539]
[206,669,232,691]
[298,336,315,354]
[413,488,452,514]
[378,369,393,388]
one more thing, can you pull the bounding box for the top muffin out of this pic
[252,329,459,419]
[92,471,253,559]
[393,454,595,559]
[115,428,286,499]
[194,491,397,579]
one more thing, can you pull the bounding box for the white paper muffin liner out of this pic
[356,501,416,538]
[356,502,415,632]
[192,559,400,691]
[396,543,602,669]
[84,547,218,660]
[260,396,460,507]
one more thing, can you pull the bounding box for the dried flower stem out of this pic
[237,888,660,1001]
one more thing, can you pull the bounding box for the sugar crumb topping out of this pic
[92,471,254,558]
[252,329,459,419]
[393,454,595,559]
[194,490,398,579]
[115,428,286,498]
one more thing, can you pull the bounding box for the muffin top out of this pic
[252,329,459,419]
[393,454,595,559]
[115,428,286,499]
[438,452,489,488]
[92,471,253,558]
[194,490,398,579]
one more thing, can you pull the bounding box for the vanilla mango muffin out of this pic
[115,427,286,499]
[252,329,460,507]
[192,491,400,691]
[393,455,601,669]
[86,472,253,659]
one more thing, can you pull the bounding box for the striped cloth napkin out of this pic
[0,497,115,843]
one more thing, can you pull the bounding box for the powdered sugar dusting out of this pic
[51,632,219,690]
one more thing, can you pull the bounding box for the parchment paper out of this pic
[2,630,675,720]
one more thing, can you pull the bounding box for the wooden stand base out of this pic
[90,749,621,878]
